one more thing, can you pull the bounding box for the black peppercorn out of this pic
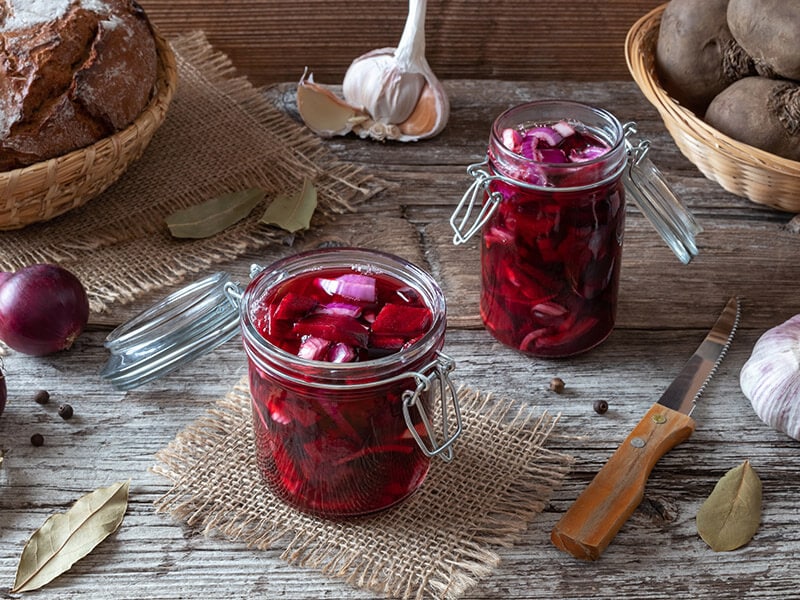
[593,399,609,415]
[58,403,74,420]
[549,377,565,394]
[30,433,44,447]
[34,389,50,405]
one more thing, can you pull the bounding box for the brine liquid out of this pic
[248,266,436,516]
[481,126,625,357]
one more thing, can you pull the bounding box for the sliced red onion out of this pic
[316,301,362,318]
[395,286,421,304]
[519,135,538,159]
[501,127,523,151]
[328,342,356,363]
[532,300,568,318]
[316,273,376,302]
[569,145,609,162]
[525,126,563,147]
[522,166,547,186]
[536,148,568,163]
[552,120,576,138]
[519,328,546,352]
[297,335,331,360]
[485,225,515,245]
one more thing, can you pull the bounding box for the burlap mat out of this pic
[152,379,573,599]
[0,32,385,313]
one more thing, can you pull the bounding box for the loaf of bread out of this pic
[0,0,158,170]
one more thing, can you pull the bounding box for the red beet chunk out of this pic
[371,303,431,338]
[293,313,370,348]
[273,292,318,321]
[369,335,407,350]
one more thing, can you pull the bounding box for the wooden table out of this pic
[1,80,799,599]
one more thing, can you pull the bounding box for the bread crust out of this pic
[0,0,158,170]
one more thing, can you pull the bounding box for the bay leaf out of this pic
[260,177,317,233]
[12,480,130,593]
[166,188,265,238]
[696,460,762,552]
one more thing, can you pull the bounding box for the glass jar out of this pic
[100,248,461,518]
[451,100,701,358]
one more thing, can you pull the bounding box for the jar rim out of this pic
[490,98,626,169]
[239,247,448,383]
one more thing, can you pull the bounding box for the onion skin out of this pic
[0,264,90,356]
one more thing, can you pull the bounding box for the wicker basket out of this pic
[626,4,800,213]
[0,28,178,230]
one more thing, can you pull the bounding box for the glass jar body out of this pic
[480,100,627,357]
[239,248,448,517]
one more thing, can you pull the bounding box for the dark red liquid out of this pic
[481,127,625,357]
[248,267,437,516]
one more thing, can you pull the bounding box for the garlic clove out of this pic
[740,314,800,441]
[296,73,367,138]
[397,80,449,140]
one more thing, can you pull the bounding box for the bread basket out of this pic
[0,28,178,230]
[626,3,800,213]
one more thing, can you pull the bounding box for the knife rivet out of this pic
[652,413,667,424]
[630,437,645,448]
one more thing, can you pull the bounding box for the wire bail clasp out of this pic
[402,352,462,462]
[450,160,504,245]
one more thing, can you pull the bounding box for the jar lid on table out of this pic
[99,271,241,390]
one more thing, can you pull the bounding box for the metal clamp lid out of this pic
[99,272,241,390]
[622,123,702,265]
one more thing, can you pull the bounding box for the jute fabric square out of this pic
[0,32,384,313]
[153,380,573,599]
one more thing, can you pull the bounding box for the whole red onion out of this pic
[0,264,90,356]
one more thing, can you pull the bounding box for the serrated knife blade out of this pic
[550,296,741,561]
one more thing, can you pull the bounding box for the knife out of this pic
[551,296,741,561]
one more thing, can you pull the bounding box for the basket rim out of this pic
[0,26,178,181]
[625,2,800,177]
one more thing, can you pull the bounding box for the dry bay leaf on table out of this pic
[260,177,317,233]
[696,460,762,552]
[12,480,130,593]
[165,188,266,239]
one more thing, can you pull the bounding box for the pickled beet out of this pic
[247,264,439,516]
[254,269,432,362]
[482,119,625,357]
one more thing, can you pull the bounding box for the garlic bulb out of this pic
[296,0,449,142]
[740,314,800,441]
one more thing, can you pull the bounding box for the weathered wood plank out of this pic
[2,79,799,599]
[142,0,666,86]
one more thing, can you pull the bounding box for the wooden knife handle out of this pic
[551,403,695,561]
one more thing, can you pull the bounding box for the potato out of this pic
[656,0,754,115]
[705,76,800,161]
[727,0,800,80]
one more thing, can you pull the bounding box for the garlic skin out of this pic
[342,48,426,125]
[296,0,449,142]
[740,314,800,441]
[296,72,369,137]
